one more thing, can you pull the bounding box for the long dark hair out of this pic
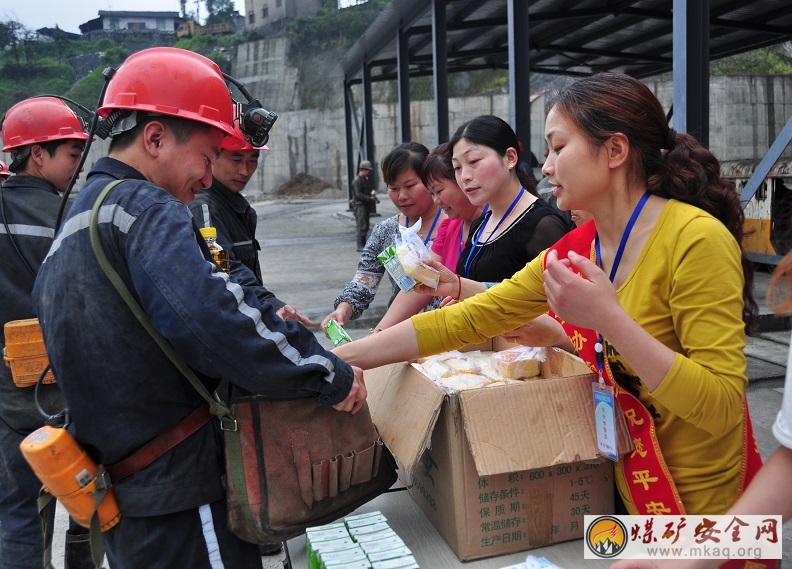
[449,114,539,197]
[381,141,429,186]
[548,72,757,332]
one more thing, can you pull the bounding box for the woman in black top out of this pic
[461,198,570,282]
[452,115,571,282]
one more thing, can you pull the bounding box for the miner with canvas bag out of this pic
[28,46,395,568]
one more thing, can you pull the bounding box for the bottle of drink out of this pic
[199,227,230,273]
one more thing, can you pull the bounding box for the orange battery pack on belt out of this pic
[3,318,56,388]
[20,426,121,531]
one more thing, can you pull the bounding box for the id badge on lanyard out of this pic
[590,191,650,462]
[592,381,619,461]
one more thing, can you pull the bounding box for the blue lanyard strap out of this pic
[594,191,650,282]
[423,208,443,246]
[462,188,524,278]
[405,208,444,246]
[593,191,651,377]
[458,204,489,258]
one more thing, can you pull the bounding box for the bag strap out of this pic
[37,491,55,569]
[106,403,213,482]
[88,180,258,530]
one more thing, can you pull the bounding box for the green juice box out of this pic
[344,512,388,529]
[324,559,373,569]
[324,318,353,346]
[306,524,351,569]
[377,245,416,293]
[359,535,405,554]
[318,545,367,568]
[307,537,356,569]
[366,545,414,563]
[349,520,391,540]
[370,555,418,569]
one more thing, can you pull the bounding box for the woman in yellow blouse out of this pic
[335,72,764,523]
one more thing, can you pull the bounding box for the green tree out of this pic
[51,26,69,63]
[206,0,236,25]
[712,46,792,75]
[289,0,389,49]
[0,20,26,65]
[0,21,17,50]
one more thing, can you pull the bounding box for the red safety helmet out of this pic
[99,47,236,140]
[1,97,89,153]
[221,120,270,152]
[0,160,10,179]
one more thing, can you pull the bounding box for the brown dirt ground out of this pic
[274,173,338,198]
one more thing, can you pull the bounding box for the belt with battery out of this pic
[106,403,213,482]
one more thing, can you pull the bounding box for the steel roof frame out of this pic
[340,0,792,198]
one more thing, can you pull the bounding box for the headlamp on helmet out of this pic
[238,99,277,148]
[222,73,277,149]
[95,47,238,141]
[93,48,278,150]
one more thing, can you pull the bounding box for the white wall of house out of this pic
[101,15,178,31]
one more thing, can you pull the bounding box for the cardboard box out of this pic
[365,341,628,561]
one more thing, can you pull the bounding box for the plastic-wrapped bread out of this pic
[420,359,452,379]
[468,353,502,380]
[439,373,486,392]
[443,357,477,375]
[395,242,440,288]
[429,350,466,363]
[456,373,490,388]
[433,350,477,369]
[491,346,547,380]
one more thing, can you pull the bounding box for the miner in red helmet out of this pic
[189,124,313,335]
[0,96,92,568]
[32,47,365,568]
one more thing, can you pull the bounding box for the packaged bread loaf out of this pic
[442,356,477,375]
[419,359,452,379]
[392,217,440,288]
[439,373,487,392]
[416,351,490,392]
[396,243,440,288]
[490,346,547,380]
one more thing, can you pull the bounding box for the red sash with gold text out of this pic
[544,222,774,569]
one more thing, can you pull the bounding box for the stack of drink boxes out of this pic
[305,511,418,569]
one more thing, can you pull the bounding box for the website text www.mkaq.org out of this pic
[645,544,764,559]
[584,514,782,560]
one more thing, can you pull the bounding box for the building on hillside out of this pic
[79,11,181,35]
[244,0,323,28]
[35,27,81,41]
